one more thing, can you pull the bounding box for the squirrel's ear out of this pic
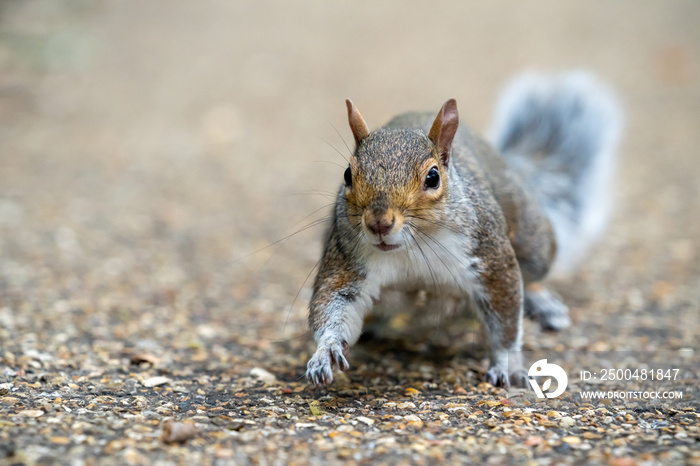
[428,99,459,167]
[346,99,369,147]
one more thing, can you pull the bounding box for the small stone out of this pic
[50,436,70,444]
[142,376,170,388]
[559,416,575,428]
[123,447,148,464]
[609,458,636,466]
[397,402,416,410]
[356,416,375,426]
[161,420,196,444]
[18,410,44,418]
[250,367,277,382]
[562,436,581,445]
[215,448,234,459]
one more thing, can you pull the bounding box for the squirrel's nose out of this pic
[366,215,395,237]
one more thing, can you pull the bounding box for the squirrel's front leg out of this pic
[305,249,369,387]
[306,296,368,386]
[475,244,527,388]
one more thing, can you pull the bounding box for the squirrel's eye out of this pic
[424,167,440,189]
[344,166,352,187]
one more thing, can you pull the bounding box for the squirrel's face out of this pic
[343,130,449,252]
[341,98,459,253]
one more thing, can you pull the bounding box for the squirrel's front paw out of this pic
[305,340,349,387]
[485,366,528,388]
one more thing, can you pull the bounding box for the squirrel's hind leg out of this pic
[524,283,571,331]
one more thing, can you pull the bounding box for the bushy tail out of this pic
[490,71,622,275]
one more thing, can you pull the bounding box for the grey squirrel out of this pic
[305,72,621,387]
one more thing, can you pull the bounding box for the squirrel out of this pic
[305,72,621,387]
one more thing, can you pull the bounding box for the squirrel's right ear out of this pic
[346,99,369,147]
[429,99,459,167]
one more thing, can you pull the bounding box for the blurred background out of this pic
[1,1,698,359]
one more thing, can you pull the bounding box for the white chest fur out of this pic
[332,229,485,347]
[362,229,484,305]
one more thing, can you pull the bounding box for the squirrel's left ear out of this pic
[429,99,459,167]
[346,99,369,148]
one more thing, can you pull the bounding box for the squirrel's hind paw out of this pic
[524,285,571,332]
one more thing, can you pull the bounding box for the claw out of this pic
[485,366,530,388]
[485,367,510,388]
[330,346,350,371]
[338,354,349,371]
[306,341,351,387]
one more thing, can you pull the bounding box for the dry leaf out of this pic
[405,388,421,397]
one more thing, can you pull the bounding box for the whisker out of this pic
[290,204,335,228]
[312,160,347,169]
[403,200,465,235]
[290,190,338,201]
[329,121,354,159]
[223,215,333,266]
[410,223,474,271]
[320,137,349,164]
[405,226,442,305]
[283,257,322,337]
[406,224,455,339]
[247,215,333,282]
[408,223,462,286]
[268,329,313,344]
[407,213,464,235]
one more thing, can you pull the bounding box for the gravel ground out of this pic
[1,1,699,465]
